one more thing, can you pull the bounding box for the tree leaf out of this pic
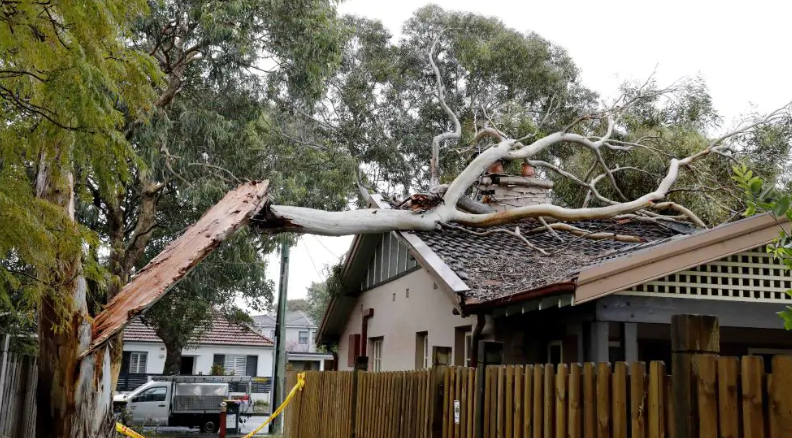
[774,196,791,217]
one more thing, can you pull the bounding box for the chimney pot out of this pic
[521,163,535,177]
[488,161,504,174]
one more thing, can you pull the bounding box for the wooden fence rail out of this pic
[285,355,792,438]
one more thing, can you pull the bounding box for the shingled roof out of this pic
[412,218,693,303]
[124,314,272,347]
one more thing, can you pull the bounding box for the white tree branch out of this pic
[253,99,792,237]
[428,37,461,187]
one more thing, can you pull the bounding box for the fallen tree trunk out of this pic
[88,180,269,354]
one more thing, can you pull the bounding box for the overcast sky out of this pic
[262,0,792,308]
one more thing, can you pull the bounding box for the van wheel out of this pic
[200,418,218,433]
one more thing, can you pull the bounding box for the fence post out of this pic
[431,347,451,438]
[349,356,368,438]
[671,314,719,438]
[474,341,503,438]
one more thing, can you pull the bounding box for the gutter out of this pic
[575,213,790,303]
[463,281,576,312]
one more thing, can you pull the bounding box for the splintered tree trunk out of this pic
[36,152,114,438]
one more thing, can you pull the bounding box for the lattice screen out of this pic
[620,245,792,303]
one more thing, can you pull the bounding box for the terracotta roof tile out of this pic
[124,314,273,347]
[412,218,692,302]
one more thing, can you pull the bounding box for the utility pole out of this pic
[270,243,290,434]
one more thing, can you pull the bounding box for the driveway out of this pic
[139,415,271,437]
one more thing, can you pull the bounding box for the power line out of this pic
[304,243,323,279]
[310,234,341,259]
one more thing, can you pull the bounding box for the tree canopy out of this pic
[0,0,158,323]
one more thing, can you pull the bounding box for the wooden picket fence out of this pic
[285,355,792,438]
[469,362,672,438]
[285,369,435,438]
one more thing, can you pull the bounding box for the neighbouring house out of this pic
[120,314,274,401]
[252,311,333,371]
[317,172,792,372]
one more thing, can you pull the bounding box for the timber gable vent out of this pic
[361,232,419,291]
[620,245,792,303]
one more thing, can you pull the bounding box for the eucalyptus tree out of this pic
[75,0,352,383]
[0,1,159,436]
[297,6,778,225]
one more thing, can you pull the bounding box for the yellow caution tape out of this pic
[115,373,306,438]
[115,422,147,438]
[242,372,305,438]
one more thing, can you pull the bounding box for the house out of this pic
[317,174,792,372]
[252,311,333,371]
[120,315,274,400]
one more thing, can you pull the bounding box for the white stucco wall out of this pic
[337,268,475,371]
[123,342,273,376]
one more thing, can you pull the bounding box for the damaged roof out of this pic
[411,219,692,304]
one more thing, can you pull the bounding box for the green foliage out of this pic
[733,163,792,329]
[74,0,350,364]
[210,363,226,376]
[0,0,159,323]
[295,6,597,196]
[305,281,332,326]
[288,299,310,313]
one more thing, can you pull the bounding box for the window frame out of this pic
[224,354,247,376]
[464,332,473,367]
[133,386,167,403]
[416,332,429,369]
[128,352,148,374]
[298,331,309,345]
[372,338,383,372]
[423,334,430,368]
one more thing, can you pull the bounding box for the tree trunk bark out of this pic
[36,150,114,438]
[162,340,183,375]
[106,178,159,391]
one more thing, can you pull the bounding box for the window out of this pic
[134,386,166,402]
[372,338,383,372]
[299,331,309,344]
[547,340,563,364]
[270,330,275,340]
[224,355,247,376]
[454,326,472,366]
[464,332,473,367]
[416,332,429,369]
[129,352,148,374]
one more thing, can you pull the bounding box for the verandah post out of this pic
[671,314,720,438]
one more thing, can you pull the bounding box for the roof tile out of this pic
[412,218,691,302]
[124,315,272,347]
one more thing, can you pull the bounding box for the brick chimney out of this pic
[477,162,553,212]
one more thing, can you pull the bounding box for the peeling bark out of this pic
[89,181,269,354]
[107,177,160,389]
[36,150,114,438]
